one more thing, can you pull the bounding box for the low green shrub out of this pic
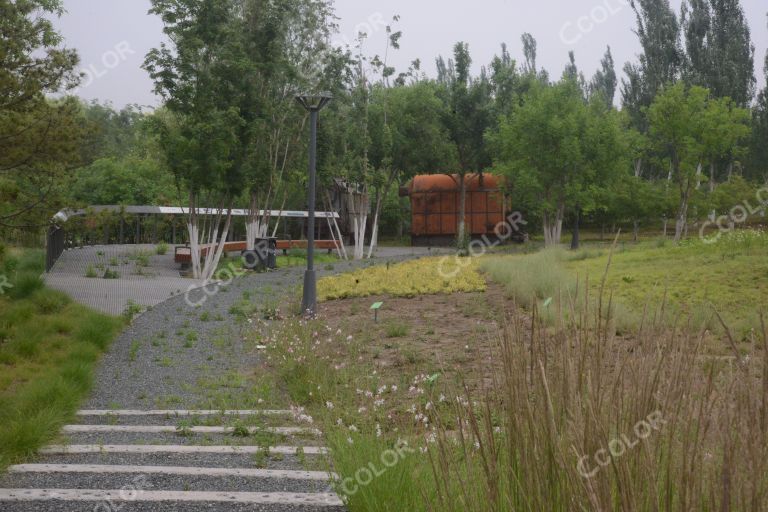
[385,321,409,338]
[102,268,120,279]
[7,272,44,300]
[122,300,143,323]
[29,289,71,315]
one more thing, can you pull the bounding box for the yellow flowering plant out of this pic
[318,256,486,300]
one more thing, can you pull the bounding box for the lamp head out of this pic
[295,92,333,112]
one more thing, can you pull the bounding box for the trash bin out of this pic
[242,238,277,270]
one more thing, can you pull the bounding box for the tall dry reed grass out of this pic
[428,248,768,511]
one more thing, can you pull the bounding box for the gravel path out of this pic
[85,265,309,411]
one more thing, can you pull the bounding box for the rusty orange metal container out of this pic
[400,173,507,245]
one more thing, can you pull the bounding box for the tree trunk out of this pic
[709,162,716,193]
[352,192,368,260]
[542,212,551,246]
[542,203,565,247]
[695,162,702,190]
[633,219,639,242]
[634,158,643,178]
[187,191,202,279]
[246,192,270,250]
[246,193,258,251]
[662,217,668,238]
[185,191,235,282]
[367,191,381,259]
[367,170,397,259]
[323,204,344,259]
[570,207,581,250]
[674,196,689,243]
[270,193,288,238]
[457,173,467,250]
[324,190,348,260]
[200,206,233,283]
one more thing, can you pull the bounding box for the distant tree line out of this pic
[1,0,767,257]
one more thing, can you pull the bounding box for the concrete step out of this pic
[62,424,319,436]
[77,409,293,417]
[55,431,321,447]
[28,451,325,472]
[73,410,298,427]
[8,464,333,480]
[40,444,327,456]
[1,465,334,494]
[0,489,344,511]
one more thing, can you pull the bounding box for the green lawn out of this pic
[215,249,339,276]
[481,230,768,339]
[0,248,123,470]
[277,249,339,268]
[567,234,767,336]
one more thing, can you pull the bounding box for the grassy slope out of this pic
[481,231,768,338]
[0,249,123,470]
[566,236,768,336]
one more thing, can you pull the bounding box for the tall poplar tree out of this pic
[621,0,684,131]
[748,14,768,181]
[681,0,755,106]
[647,83,750,242]
[436,42,493,250]
[589,47,618,109]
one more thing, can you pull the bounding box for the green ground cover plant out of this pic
[0,249,123,470]
[214,250,338,277]
[318,257,485,300]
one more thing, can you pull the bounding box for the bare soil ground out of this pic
[316,284,517,392]
[314,280,739,399]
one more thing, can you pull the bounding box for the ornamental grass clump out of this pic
[426,275,768,512]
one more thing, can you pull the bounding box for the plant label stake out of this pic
[370,301,383,322]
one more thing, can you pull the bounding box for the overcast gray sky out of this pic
[55,0,767,109]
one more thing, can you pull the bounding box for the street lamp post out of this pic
[296,93,332,317]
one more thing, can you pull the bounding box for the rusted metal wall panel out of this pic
[406,174,506,238]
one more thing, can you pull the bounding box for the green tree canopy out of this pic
[492,79,627,246]
[646,82,750,241]
[0,0,83,230]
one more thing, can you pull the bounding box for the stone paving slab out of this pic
[44,245,193,316]
[43,244,449,316]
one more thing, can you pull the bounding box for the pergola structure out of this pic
[46,205,341,272]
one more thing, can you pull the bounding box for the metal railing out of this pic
[45,226,65,272]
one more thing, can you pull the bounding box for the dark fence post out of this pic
[46,225,65,272]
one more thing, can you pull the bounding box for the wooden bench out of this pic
[174,240,340,265]
[174,243,245,265]
[275,240,340,254]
